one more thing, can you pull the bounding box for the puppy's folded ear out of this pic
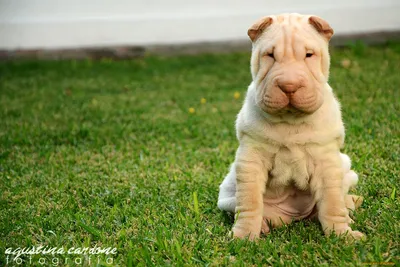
[248,16,273,42]
[309,16,334,41]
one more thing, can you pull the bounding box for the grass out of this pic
[0,41,399,266]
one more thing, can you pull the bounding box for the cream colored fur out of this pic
[217,13,364,240]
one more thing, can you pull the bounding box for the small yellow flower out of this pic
[188,107,195,113]
[234,92,241,99]
[200,98,207,104]
[341,59,351,68]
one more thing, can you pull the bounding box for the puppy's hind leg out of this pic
[345,194,363,211]
[341,153,363,212]
[217,164,237,213]
[340,153,358,193]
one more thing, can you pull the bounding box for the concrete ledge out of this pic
[1,31,399,60]
[330,31,400,46]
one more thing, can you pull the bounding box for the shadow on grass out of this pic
[220,211,234,227]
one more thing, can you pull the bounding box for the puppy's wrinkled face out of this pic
[249,14,334,116]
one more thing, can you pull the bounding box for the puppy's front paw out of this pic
[338,229,366,240]
[232,217,262,240]
[324,226,366,240]
[232,226,260,240]
[347,230,366,240]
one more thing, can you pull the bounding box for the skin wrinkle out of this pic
[287,24,295,60]
[257,54,271,87]
[294,29,327,83]
[283,24,288,59]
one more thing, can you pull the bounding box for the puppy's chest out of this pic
[268,145,314,190]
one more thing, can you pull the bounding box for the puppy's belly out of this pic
[263,145,316,225]
[263,187,316,226]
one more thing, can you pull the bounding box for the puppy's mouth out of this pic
[262,92,321,115]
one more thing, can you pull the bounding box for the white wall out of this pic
[1,0,400,50]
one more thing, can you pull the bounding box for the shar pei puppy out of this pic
[217,13,364,240]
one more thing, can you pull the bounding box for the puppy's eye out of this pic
[306,53,314,58]
[267,53,275,59]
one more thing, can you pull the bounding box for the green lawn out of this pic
[0,42,399,266]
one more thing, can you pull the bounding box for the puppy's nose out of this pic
[278,82,300,94]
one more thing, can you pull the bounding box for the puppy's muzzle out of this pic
[276,76,305,96]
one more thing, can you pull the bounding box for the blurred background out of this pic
[1,0,400,58]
